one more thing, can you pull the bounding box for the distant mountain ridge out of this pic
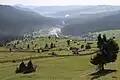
[13,5,84,15]
[61,10,120,36]
[1,4,120,38]
[0,5,60,37]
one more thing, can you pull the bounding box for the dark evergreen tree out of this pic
[15,67,19,73]
[37,49,40,53]
[103,34,107,42]
[24,60,34,73]
[27,60,34,70]
[90,34,119,71]
[97,34,103,49]
[27,44,30,49]
[18,61,27,73]
[50,43,54,49]
[45,44,49,49]
[31,41,34,45]
[13,44,16,49]
[48,36,51,40]
[9,48,12,52]
[53,44,56,48]
[113,36,116,39]
[17,41,19,44]
[66,40,70,46]
[35,44,37,47]
[51,52,57,56]
[81,45,84,49]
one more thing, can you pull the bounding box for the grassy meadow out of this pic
[0,37,120,80]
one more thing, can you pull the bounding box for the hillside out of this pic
[47,5,120,18]
[0,5,60,37]
[0,36,119,80]
[61,11,120,36]
[83,30,120,40]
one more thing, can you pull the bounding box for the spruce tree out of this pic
[27,60,34,70]
[45,44,49,49]
[90,34,119,71]
[66,40,70,46]
[50,43,54,49]
[18,61,27,73]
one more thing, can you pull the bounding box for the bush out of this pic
[85,44,91,49]
[71,47,79,54]
[12,60,16,63]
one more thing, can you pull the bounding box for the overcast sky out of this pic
[0,0,120,6]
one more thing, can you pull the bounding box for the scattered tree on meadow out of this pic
[56,40,58,42]
[85,39,87,42]
[71,47,79,54]
[37,49,40,53]
[81,45,84,49]
[113,36,116,39]
[27,44,30,49]
[34,44,37,47]
[16,41,19,44]
[103,34,107,42]
[53,44,56,48]
[45,44,49,49]
[77,43,80,45]
[97,34,103,49]
[9,48,12,52]
[16,61,27,73]
[85,43,91,49]
[15,67,19,73]
[50,43,54,49]
[48,36,51,40]
[25,60,35,73]
[90,34,119,71]
[66,40,70,46]
[51,52,57,56]
[13,44,16,49]
[31,41,34,45]
[74,41,77,43]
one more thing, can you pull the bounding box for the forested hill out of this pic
[61,10,120,36]
[0,5,60,37]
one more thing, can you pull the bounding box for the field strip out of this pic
[0,50,99,63]
[2,74,20,80]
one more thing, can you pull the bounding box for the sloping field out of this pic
[0,38,119,80]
